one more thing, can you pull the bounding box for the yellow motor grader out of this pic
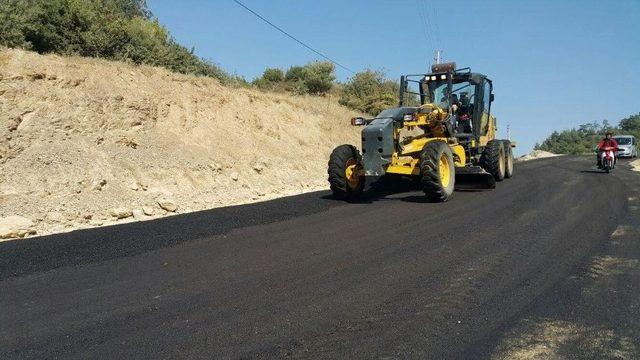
[328,62,514,202]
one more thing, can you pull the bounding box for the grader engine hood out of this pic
[360,107,416,176]
[361,118,394,176]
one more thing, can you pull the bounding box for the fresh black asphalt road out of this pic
[0,156,636,359]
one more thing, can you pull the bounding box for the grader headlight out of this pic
[351,117,366,126]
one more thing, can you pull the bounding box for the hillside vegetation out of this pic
[0,0,239,82]
[535,114,640,154]
[0,0,403,115]
[0,48,360,238]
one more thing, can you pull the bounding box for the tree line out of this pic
[535,113,640,154]
[0,0,403,115]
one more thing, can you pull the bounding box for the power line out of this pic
[231,0,355,74]
[415,0,434,49]
[425,0,442,49]
[416,0,444,65]
[417,0,441,66]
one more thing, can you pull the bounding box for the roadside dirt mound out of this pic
[0,48,360,238]
[517,150,562,162]
[631,159,640,172]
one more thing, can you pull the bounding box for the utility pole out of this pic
[434,50,442,64]
[507,124,511,141]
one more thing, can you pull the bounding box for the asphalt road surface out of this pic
[1,156,637,359]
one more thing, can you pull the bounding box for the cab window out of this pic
[482,81,491,114]
[478,81,492,135]
[452,81,475,112]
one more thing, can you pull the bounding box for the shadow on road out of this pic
[580,158,635,174]
[321,175,491,204]
[320,175,419,204]
[580,169,607,174]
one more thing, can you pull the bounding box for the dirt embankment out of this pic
[0,48,360,239]
[517,150,562,162]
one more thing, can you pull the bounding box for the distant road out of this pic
[1,156,636,358]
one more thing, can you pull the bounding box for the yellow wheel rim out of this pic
[439,153,451,188]
[345,158,360,189]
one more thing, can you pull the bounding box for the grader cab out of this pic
[328,62,514,202]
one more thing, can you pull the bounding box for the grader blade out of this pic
[455,166,496,189]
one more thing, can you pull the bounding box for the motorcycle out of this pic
[601,146,616,173]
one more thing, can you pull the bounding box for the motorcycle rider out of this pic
[597,131,619,168]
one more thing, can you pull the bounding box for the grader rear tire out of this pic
[503,140,514,179]
[481,140,506,182]
[328,144,364,200]
[420,141,455,202]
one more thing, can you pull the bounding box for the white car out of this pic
[614,135,638,158]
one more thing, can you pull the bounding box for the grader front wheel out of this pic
[420,141,455,202]
[328,144,364,200]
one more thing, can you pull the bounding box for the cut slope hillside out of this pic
[0,48,360,238]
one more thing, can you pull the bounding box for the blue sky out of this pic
[148,0,640,154]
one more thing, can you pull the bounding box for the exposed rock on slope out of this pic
[0,215,35,239]
[0,48,360,239]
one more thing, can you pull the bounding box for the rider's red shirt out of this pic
[598,138,618,151]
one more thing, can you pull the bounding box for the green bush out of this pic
[285,61,335,95]
[302,61,335,94]
[285,66,306,82]
[290,79,309,95]
[339,70,399,115]
[0,0,233,83]
[0,0,32,49]
[261,68,284,83]
[252,62,334,95]
[252,68,285,90]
